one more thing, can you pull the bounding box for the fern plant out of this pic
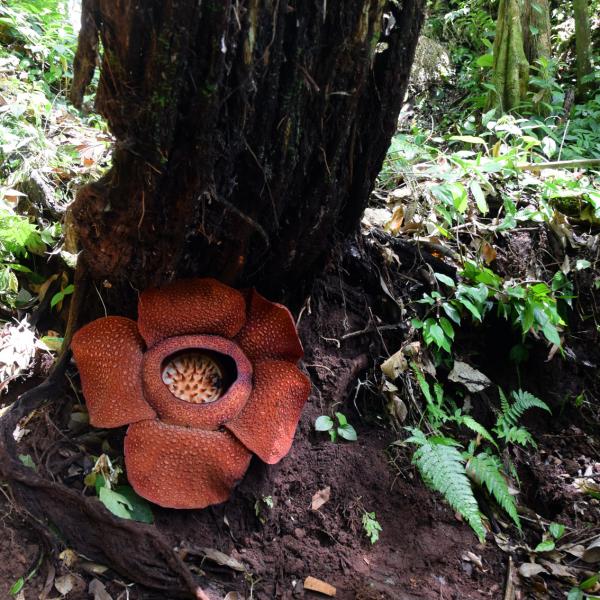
[466,452,520,530]
[494,389,551,448]
[406,379,551,540]
[407,428,487,542]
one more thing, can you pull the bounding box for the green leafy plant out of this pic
[362,511,383,544]
[407,428,488,541]
[534,521,566,553]
[0,209,61,308]
[9,551,43,596]
[494,389,551,448]
[50,282,74,309]
[315,412,358,442]
[84,454,153,524]
[0,0,77,93]
[413,260,566,354]
[406,371,550,540]
[568,572,600,600]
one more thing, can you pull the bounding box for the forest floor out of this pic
[1,223,599,600]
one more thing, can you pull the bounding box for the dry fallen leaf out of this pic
[582,537,600,563]
[563,544,586,559]
[461,551,484,570]
[304,576,336,597]
[54,574,75,595]
[539,560,577,581]
[200,547,246,572]
[311,486,331,511]
[448,361,492,393]
[385,205,405,235]
[480,241,497,264]
[88,578,112,600]
[58,549,79,567]
[518,563,548,578]
[380,349,408,379]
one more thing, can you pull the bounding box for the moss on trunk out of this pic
[490,0,529,112]
[574,0,593,100]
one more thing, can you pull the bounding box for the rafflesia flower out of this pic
[71,279,311,509]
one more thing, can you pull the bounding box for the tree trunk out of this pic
[521,0,551,66]
[69,0,424,309]
[520,0,551,111]
[574,0,592,100]
[490,0,529,112]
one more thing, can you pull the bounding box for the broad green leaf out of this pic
[18,454,36,470]
[576,259,591,270]
[459,298,482,321]
[442,302,461,324]
[335,412,348,427]
[450,135,486,145]
[424,319,446,349]
[434,272,455,288]
[113,486,154,523]
[476,54,493,68]
[567,588,583,600]
[470,180,488,214]
[315,416,334,431]
[542,322,561,346]
[451,182,468,213]
[439,317,455,340]
[580,573,600,590]
[534,539,556,553]
[99,486,134,520]
[338,424,358,442]
[549,522,565,540]
[411,318,424,329]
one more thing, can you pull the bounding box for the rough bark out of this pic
[69,0,424,306]
[490,0,529,112]
[574,0,593,100]
[521,0,551,66]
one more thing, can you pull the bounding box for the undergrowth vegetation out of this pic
[376,0,599,552]
[0,0,109,317]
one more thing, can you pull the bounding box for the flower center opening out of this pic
[162,351,226,404]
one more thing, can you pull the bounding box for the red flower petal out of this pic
[138,278,246,348]
[235,289,303,362]
[226,360,311,464]
[124,420,252,509]
[71,317,156,428]
[142,335,252,429]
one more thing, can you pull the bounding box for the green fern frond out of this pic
[499,388,510,416]
[506,390,551,425]
[467,453,521,529]
[501,426,537,448]
[411,436,487,542]
[459,415,498,449]
[495,389,550,448]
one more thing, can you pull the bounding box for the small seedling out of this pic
[315,412,357,442]
[254,495,274,523]
[534,521,566,553]
[362,511,383,544]
[84,454,153,523]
